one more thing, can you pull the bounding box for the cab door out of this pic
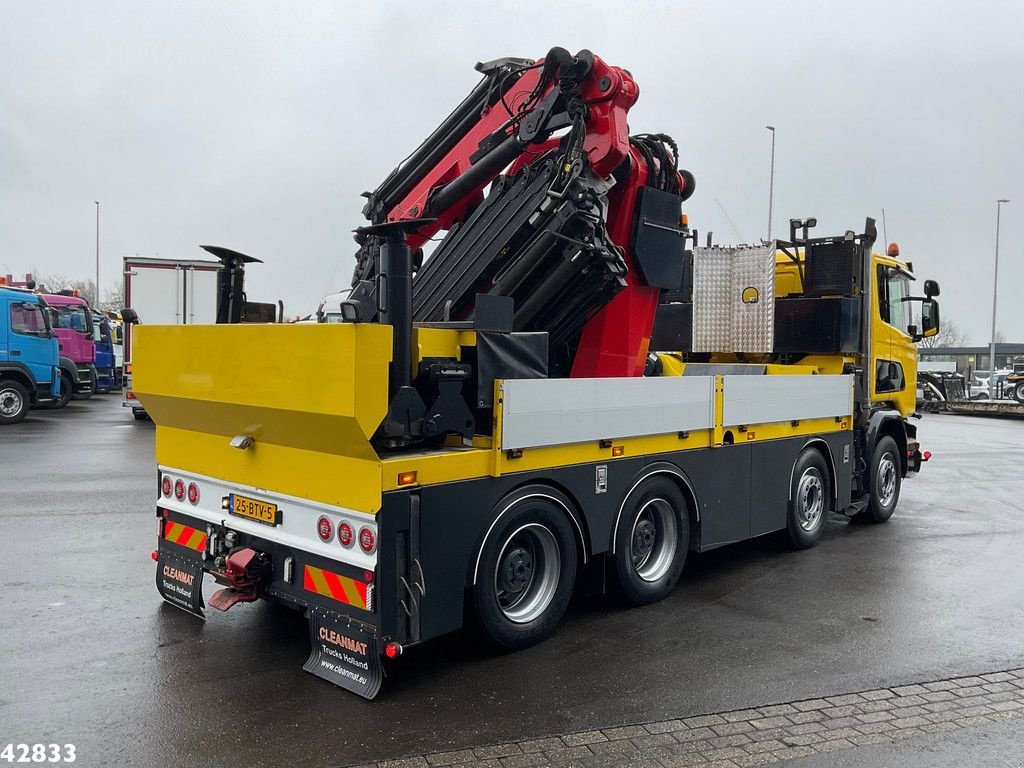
[8,299,57,388]
[872,263,916,416]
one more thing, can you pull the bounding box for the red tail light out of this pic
[187,482,200,505]
[338,521,353,548]
[161,476,172,497]
[316,515,333,542]
[384,641,402,659]
[151,550,159,561]
[358,526,376,554]
[173,479,185,501]
[923,451,932,461]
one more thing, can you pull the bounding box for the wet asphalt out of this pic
[1,397,1022,768]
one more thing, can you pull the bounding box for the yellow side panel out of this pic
[380,447,494,492]
[495,430,715,476]
[134,323,392,513]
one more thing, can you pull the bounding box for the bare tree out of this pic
[34,273,98,305]
[101,280,124,309]
[919,318,968,348]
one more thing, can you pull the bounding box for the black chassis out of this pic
[156,430,855,659]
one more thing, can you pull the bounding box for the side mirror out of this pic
[924,279,940,298]
[921,298,940,338]
[120,308,140,325]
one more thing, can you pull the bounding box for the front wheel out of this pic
[472,493,577,651]
[862,436,901,523]
[613,477,690,604]
[52,372,73,409]
[1014,382,1024,404]
[0,380,30,425]
[787,449,830,549]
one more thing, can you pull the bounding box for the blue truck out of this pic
[0,284,61,424]
[91,312,118,393]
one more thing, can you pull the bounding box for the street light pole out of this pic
[94,201,100,305]
[766,126,775,241]
[989,198,1010,387]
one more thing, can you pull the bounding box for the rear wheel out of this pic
[473,492,577,651]
[862,436,901,523]
[0,380,30,425]
[1014,382,1024,404]
[787,449,830,548]
[613,477,690,604]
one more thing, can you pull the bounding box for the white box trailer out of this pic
[122,257,220,419]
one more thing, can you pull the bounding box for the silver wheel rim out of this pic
[630,498,678,582]
[796,470,824,531]
[878,455,898,507]
[0,388,23,417]
[494,523,560,624]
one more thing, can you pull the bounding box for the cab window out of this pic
[878,267,910,332]
[10,302,49,337]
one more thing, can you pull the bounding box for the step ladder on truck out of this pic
[132,48,941,699]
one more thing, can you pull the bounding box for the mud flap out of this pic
[303,608,383,699]
[156,549,206,618]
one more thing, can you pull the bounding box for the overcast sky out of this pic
[2,1,1021,344]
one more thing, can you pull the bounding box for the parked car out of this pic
[969,370,1015,400]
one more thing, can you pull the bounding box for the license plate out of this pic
[229,494,279,526]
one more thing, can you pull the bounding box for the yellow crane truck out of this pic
[134,48,940,698]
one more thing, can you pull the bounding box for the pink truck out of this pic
[42,292,97,407]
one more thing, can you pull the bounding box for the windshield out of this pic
[10,301,51,337]
[49,304,94,336]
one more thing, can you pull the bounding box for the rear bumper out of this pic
[155,466,381,622]
[122,374,143,410]
[156,504,387,698]
[157,509,378,621]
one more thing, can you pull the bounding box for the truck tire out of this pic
[0,380,30,425]
[787,448,830,548]
[472,493,577,651]
[1014,382,1024,404]
[613,476,689,604]
[862,436,901,523]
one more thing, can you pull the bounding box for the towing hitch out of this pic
[208,548,269,612]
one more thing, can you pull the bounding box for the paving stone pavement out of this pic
[349,668,1024,768]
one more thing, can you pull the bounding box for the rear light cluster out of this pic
[314,515,376,554]
[161,474,200,506]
